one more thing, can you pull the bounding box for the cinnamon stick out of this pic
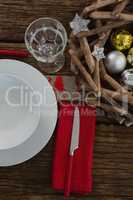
[98,103,119,114]
[98,30,111,48]
[76,20,132,38]
[69,39,82,58]
[124,110,133,127]
[102,89,133,126]
[81,0,118,17]
[99,103,125,124]
[101,88,128,116]
[94,60,101,98]
[69,49,98,92]
[70,60,79,75]
[102,74,125,92]
[125,116,133,127]
[94,7,103,99]
[112,0,130,16]
[90,39,99,48]
[90,11,133,21]
[86,96,125,124]
[102,88,133,107]
[96,0,103,28]
[95,7,111,47]
[100,61,127,93]
[96,0,128,47]
[110,113,125,125]
[79,37,95,74]
[69,39,81,74]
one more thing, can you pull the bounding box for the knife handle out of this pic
[64,155,73,197]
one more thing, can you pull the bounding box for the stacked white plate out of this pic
[0,59,57,166]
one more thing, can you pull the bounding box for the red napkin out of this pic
[52,103,96,194]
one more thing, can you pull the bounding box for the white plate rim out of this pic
[0,59,58,166]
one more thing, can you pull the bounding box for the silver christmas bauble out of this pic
[122,69,133,87]
[105,51,127,74]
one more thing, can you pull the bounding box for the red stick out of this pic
[0,50,29,58]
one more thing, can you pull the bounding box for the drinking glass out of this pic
[25,18,67,73]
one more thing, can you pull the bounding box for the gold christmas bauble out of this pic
[111,30,132,51]
[127,47,133,66]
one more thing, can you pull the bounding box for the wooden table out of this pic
[0,0,133,200]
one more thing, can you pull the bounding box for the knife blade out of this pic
[70,107,80,156]
[64,107,80,197]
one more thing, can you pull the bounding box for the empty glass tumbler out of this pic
[25,18,67,73]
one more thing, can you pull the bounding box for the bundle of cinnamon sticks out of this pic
[69,0,133,126]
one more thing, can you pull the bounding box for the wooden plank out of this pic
[0,0,132,43]
[1,196,133,200]
[0,0,132,199]
[0,125,132,197]
[0,0,91,42]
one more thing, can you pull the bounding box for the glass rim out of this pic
[25,17,68,59]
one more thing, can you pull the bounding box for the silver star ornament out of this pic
[92,46,105,61]
[70,13,90,35]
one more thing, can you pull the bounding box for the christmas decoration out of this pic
[69,0,133,126]
[111,30,132,51]
[127,47,133,66]
[70,13,90,35]
[92,45,105,61]
[122,69,133,88]
[105,51,126,74]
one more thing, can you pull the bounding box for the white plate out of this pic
[0,73,40,150]
[0,59,57,166]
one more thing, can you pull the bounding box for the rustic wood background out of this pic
[0,0,133,200]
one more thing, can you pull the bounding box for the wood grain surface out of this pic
[0,0,132,200]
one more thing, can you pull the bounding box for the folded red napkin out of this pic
[52,103,96,194]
